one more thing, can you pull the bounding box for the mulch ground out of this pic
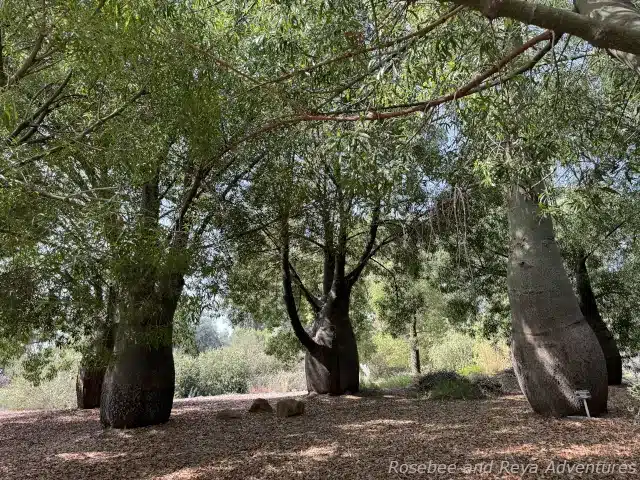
[1,387,639,479]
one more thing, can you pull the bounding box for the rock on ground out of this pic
[276,398,305,417]
[248,398,273,413]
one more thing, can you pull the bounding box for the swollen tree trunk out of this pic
[507,185,608,417]
[100,172,186,428]
[281,207,363,395]
[76,286,116,409]
[304,291,360,395]
[409,316,421,375]
[574,251,623,385]
[99,281,182,428]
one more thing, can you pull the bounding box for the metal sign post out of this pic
[575,390,592,418]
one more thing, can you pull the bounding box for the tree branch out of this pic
[292,232,326,251]
[7,31,45,86]
[8,87,148,172]
[288,260,322,313]
[7,71,72,145]
[252,5,464,90]
[583,218,628,261]
[347,202,381,286]
[447,0,640,55]
[281,215,320,353]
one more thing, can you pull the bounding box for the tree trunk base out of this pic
[305,330,359,395]
[76,367,106,409]
[511,321,608,417]
[100,344,175,429]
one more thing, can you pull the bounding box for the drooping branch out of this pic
[281,215,320,353]
[294,30,553,121]
[292,232,326,251]
[8,87,148,172]
[252,5,465,90]
[80,88,148,138]
[218,29,552,152]
[193,154,268,241]
[446,0,640,55]
[219,153,265,201]
[583,218,628,261]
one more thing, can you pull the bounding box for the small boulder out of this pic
[216,409,242,420]
[248,398,273,413]
[276,398,305,418]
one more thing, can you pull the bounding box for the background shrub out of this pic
[428,331,475,372]
[366,333,410,378]
[0,349,78,410]
[472,340,511,374]
[197,348,250,395]
[173,328,304,399]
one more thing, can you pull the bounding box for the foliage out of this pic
[427,331,476,372]
[0,350,79,410]
[457,364,484,376]
[472,340,511,375]
[1,0,640,406]
[365,332,410,378]
[361,374,415,391]
[414,370,484,400]
[174,328,303,399]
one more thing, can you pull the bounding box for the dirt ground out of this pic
[1,387,639,479]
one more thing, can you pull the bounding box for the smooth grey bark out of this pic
[446,0,640,55]
[507,184,608,417]
[574,0,640,74]
[409,316,421,375]
[574,250,623,385]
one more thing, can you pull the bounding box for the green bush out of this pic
[429,378,484,400]
[174,348,250,398]
[174,352,202,398]
[0,349,79,410]
[174,328,304,399]
[457,364,483,376]
[198,348,250,395]
[414,370,484,400]
[367,333,410,378]
[472,339,511,374]
[428,331,475,372]
[248,362,306,393]
[363,374,414,390]
[227,328,284,376]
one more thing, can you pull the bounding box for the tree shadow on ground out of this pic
[1,387,639,479]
